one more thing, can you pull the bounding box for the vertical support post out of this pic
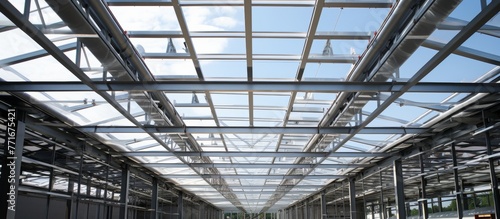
[371,204,375,219]
[462,179,469,211]
[485,131,500,219]
[46,143,57,219]
[119,164,130,219]
[379,171,385,219]
[178,191,184,219]
[362,178,366,219]
[151,178,159,219]
[393,159,406,219]
[74,145,84,219]
[67,179,75,219]
[321,191,327,219]
[104,155,112,219]
[349,178,357,219]
[199,203,204,219]
[437,197,442,212]
[419,153,428,219]
[96,188,101,218]
[451,143,463,219]
[0,109,25,219]
[293,205,297,219]
[342,182,346,218]
[304,200,308,219]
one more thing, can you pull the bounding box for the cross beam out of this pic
[123,151,387,158]
[75,125,427,135]
[1,81,498,93]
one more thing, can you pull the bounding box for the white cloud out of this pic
[211,16,238,29]
[110,6,180,30]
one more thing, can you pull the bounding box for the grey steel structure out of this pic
[0,0,499,218]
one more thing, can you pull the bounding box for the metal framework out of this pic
[1,0,500,218]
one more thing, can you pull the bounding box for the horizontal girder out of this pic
[123,151,387,157]
[142,163,371,168]
[1,81,499,93]
[75,125,427,135]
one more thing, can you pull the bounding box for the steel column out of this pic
[96,188,102,218]
[305,200,308,219]
[371,204,375,219]
[451,143,463,219]
[349,178,357,219]
[199,203,204,219]
[437,197,443,213]
[379,171,385,219]
[178,191,184,219]
[393,159,406,219]
[0,109,25,219]
[485,130,500,219]
[321,191,327,219]
[294,205,299,219]
[419,153,428,219]
[151,178,159,219]
[67,180,75,219]
[45,143,57,219]
[119,164,130,219]
[74,149,84,219]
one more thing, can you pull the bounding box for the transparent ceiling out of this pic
[1,0,499,213]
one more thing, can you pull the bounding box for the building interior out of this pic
[1,0,500,218]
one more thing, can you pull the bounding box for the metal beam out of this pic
[142,163,370,168]
[438,16,500,38]
[151,178,158,219]
[2,81,500,93]
[244,0,253,127]
[419,153,429,219]
[123,151,386,158]
[393,159,406,219]
[142,53,358,63]
[75,125,426,135]
[125,30,371,40]
[321,191,327,219]
[0,43,77,66]
[422,39,500,65]
[162,174,346,179]
[451,143,464,219]
[178,191,184,219]
[181,185,324,189]
[119,164,130,219]
[324,0,392,8]
[349,178,356,219]
[106,0,392,7]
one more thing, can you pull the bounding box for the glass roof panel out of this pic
[200,60,247,79]
[1,55,79,81]
[317,7,390,32]
[0,29,41,59]
[109,6,181,31]
[253,61,299,79]
[182,6,244,31]
[303,62,353,80]
[193,37,246,54]
[252,7,312,32]
[253,38,305,55]
[144,59,198,76]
